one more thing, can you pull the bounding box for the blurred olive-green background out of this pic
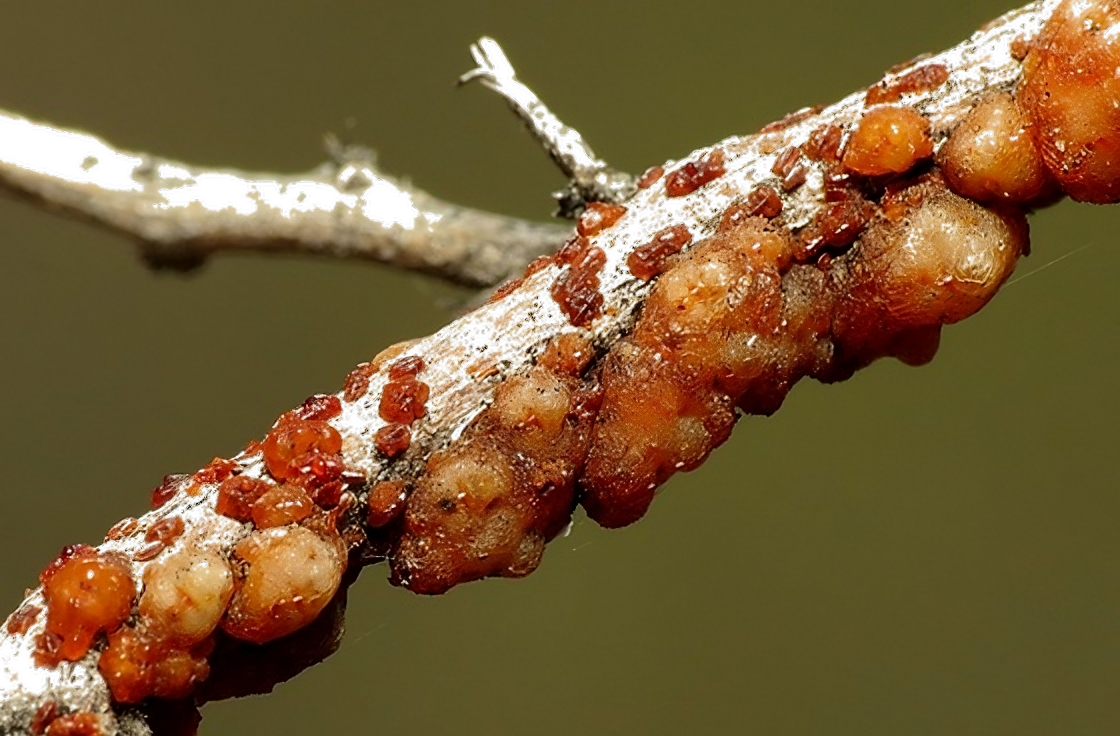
[1,2,1117,734]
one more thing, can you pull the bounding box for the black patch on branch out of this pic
[256,181,356,215]
[0,115,141,189]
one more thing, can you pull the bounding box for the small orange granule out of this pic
[483,255,553,304]
[4,600,42,636]
[215,475,272,521]
[35,544,133,667]
[387,355,425,381]
[551,242,607,326]
[374,423,412,459]
[147,472,187,508]
[135,516,185,561]
[262,415,343,481]
[342,362,376,402]
[366,480,408,528]
[577,202,628,237]
[743,184,788,219]
[250,485,316,528]
[664,149,726,197]
[842,105,933,176]
[43,712,102,736]
[291,450,346,480]
[184,457,239,497]
[295,394,342,421]
[30,701,58,735]
[771,146,807,191]
[812,193,876,249]
[627,225,693,281]
[860,61,949,104]
[378,378,430,424]
[730,187,783,223]
[637,165,665,189]
[536,332,595,378]
[759,106,821,134]
[803,124,844,162]
[104,517,139,542]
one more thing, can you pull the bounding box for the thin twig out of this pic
[460,37,637,216]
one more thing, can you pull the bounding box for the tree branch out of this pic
[6,1,1111,734]
[459,37,637,216]
[0,111,570,287]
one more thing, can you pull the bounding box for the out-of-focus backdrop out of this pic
[0,1,1116,734]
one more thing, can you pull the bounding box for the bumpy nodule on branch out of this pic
[5,1,1120,733]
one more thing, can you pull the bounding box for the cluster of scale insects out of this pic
[8,2,1120,732]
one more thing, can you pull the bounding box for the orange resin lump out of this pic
[221,525,346,644]
[1019,0,1120,202]
[392,359,600,594]
[366,480,408,528]
[579,174,1027,528]
[250,485,316,528]
[374,423,412,458]
[831,179,1026,366]
[150,474,188,510]
[379,376,430,424]
[939,93,1052,203]
[262,415,343,482]
[138,548,233,647]
[39,548,134,662]
[98,625,212,703]
[637,165,664,189]
[843,105,934,177]
[580,217,792,527]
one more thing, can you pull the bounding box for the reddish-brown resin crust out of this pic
[39,551,135,664]
[577,202,628,237]
[627,225,693,281]
[664,149,727,197]
[367,480,408,529]
[551,239,608,327]
[865,63,950,106]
